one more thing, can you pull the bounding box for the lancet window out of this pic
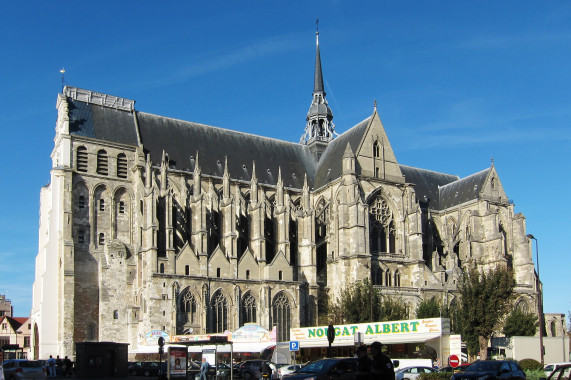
[211,291,228,333]
[315,199,329,285]
[241,292,257,325]
[272,292,290,342]
[369,194,396,254]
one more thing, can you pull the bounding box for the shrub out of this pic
[420,372,452,380]
[519,358,542,371]
[524,369,545,380]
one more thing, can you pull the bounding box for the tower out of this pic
[300,23,335,160]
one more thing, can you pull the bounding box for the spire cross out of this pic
[316,18,319,34]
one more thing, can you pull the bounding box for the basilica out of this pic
[31,31,539,359]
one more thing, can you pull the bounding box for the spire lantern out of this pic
[300,21,335,156]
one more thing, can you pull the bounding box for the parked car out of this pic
[395,366,437,380]
[543,363,571,379]
[132,361,162,377]
[1,359,47,380]
[438,364,471,373]
[543,363,571,380]
[277,364,302,379]
[238,360,269,380]
[450,360,526,380]
[282,358,358,380]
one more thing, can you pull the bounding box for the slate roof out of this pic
[136,112,317,189]
[64,88,491,208]
[313,117,371,189]
[68,99,138,146]
[439,168,490,209]
[400,165,459,210]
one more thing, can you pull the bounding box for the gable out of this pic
[265,251,293,281]
[175,243,199,275]
[480,166,508,202]
[354,111,403,183]
[238,250,260,280]
[208,247,232,278]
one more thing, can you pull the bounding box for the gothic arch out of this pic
[241,291,257,325]
[210,288,232,333]
[368,189,397,254]
[272,291,292,342]
[177,287,201,334]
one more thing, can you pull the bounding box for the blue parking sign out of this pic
[289,341,299,351]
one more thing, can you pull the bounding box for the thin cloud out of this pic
[461,31,571,50]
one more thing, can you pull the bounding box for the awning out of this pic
[130,342,275,354]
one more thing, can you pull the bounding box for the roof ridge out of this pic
[399,164,459,179]
[439,167,490,190]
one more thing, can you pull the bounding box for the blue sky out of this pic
[1,1,569,320]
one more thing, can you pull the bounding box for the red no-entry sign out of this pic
[449,354,460,368]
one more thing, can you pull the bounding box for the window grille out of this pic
[76,147,88,172]
[117,153,128,178]
[97,150,108,175]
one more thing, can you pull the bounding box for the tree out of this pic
[328,278,408,324]
[454,266,515,359]
[416,298,442,319]
[502,308,538,337]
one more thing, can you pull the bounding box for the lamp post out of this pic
[527,234,544,366]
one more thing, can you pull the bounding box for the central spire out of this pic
[300,20,335,156]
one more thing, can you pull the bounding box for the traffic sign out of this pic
[289,341,299,351]
[449,354,460,368]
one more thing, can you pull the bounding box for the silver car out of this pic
[395,366,437,380]
[1,360,47,380]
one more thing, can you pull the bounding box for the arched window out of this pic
[185,265,189,276]
[373,141,380,158]
[265,204,276,263]
[272,292,291,342]
[369,194,396,254]
[98,233,105,246]
[315,200,329,285]
[181,290,198,325]
[241,292,257,325]
[550,321,557,337]
[385,269,392,287]
[117,153,128,178]
[237,196,250,259]
[394,270,401,287]
[211,291,228,333]
[76,146,88,172]
[97,150,108,175]
[159,263,165,273]
[113,310,119,319]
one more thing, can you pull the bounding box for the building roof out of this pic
[136,112,317,189]
[0,316,24,332]
[63,86,493,208]
[314,117,371,189]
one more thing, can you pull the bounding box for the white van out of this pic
[392,359,434,370]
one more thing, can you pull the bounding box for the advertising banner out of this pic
[168,346,187,377]
[290,318,450,348]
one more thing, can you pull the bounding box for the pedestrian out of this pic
[261,361,272,380]
[200,357,209,380]
[355,345,372,380]
[433,358,440,369]
[63,356,72,376]
[47,355,56,378]
[370,341,395,380]
[56,355,63,376]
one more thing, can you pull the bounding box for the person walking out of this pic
[261,361,272,380]
[370,341,395,380]
[47,355,56,378]
[356,345,372,380]
[200,357,210,380]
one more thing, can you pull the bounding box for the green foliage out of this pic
[329,278,408,324]
[518,359,542,371]
[454,266,516,358]
[503,309,538,337]
[419,372,452,380]
[523,369,545,380]
[416,298,442,319]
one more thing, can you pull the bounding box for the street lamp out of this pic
[527,234,544,366]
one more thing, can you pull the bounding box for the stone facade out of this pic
[31,35,539,360]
